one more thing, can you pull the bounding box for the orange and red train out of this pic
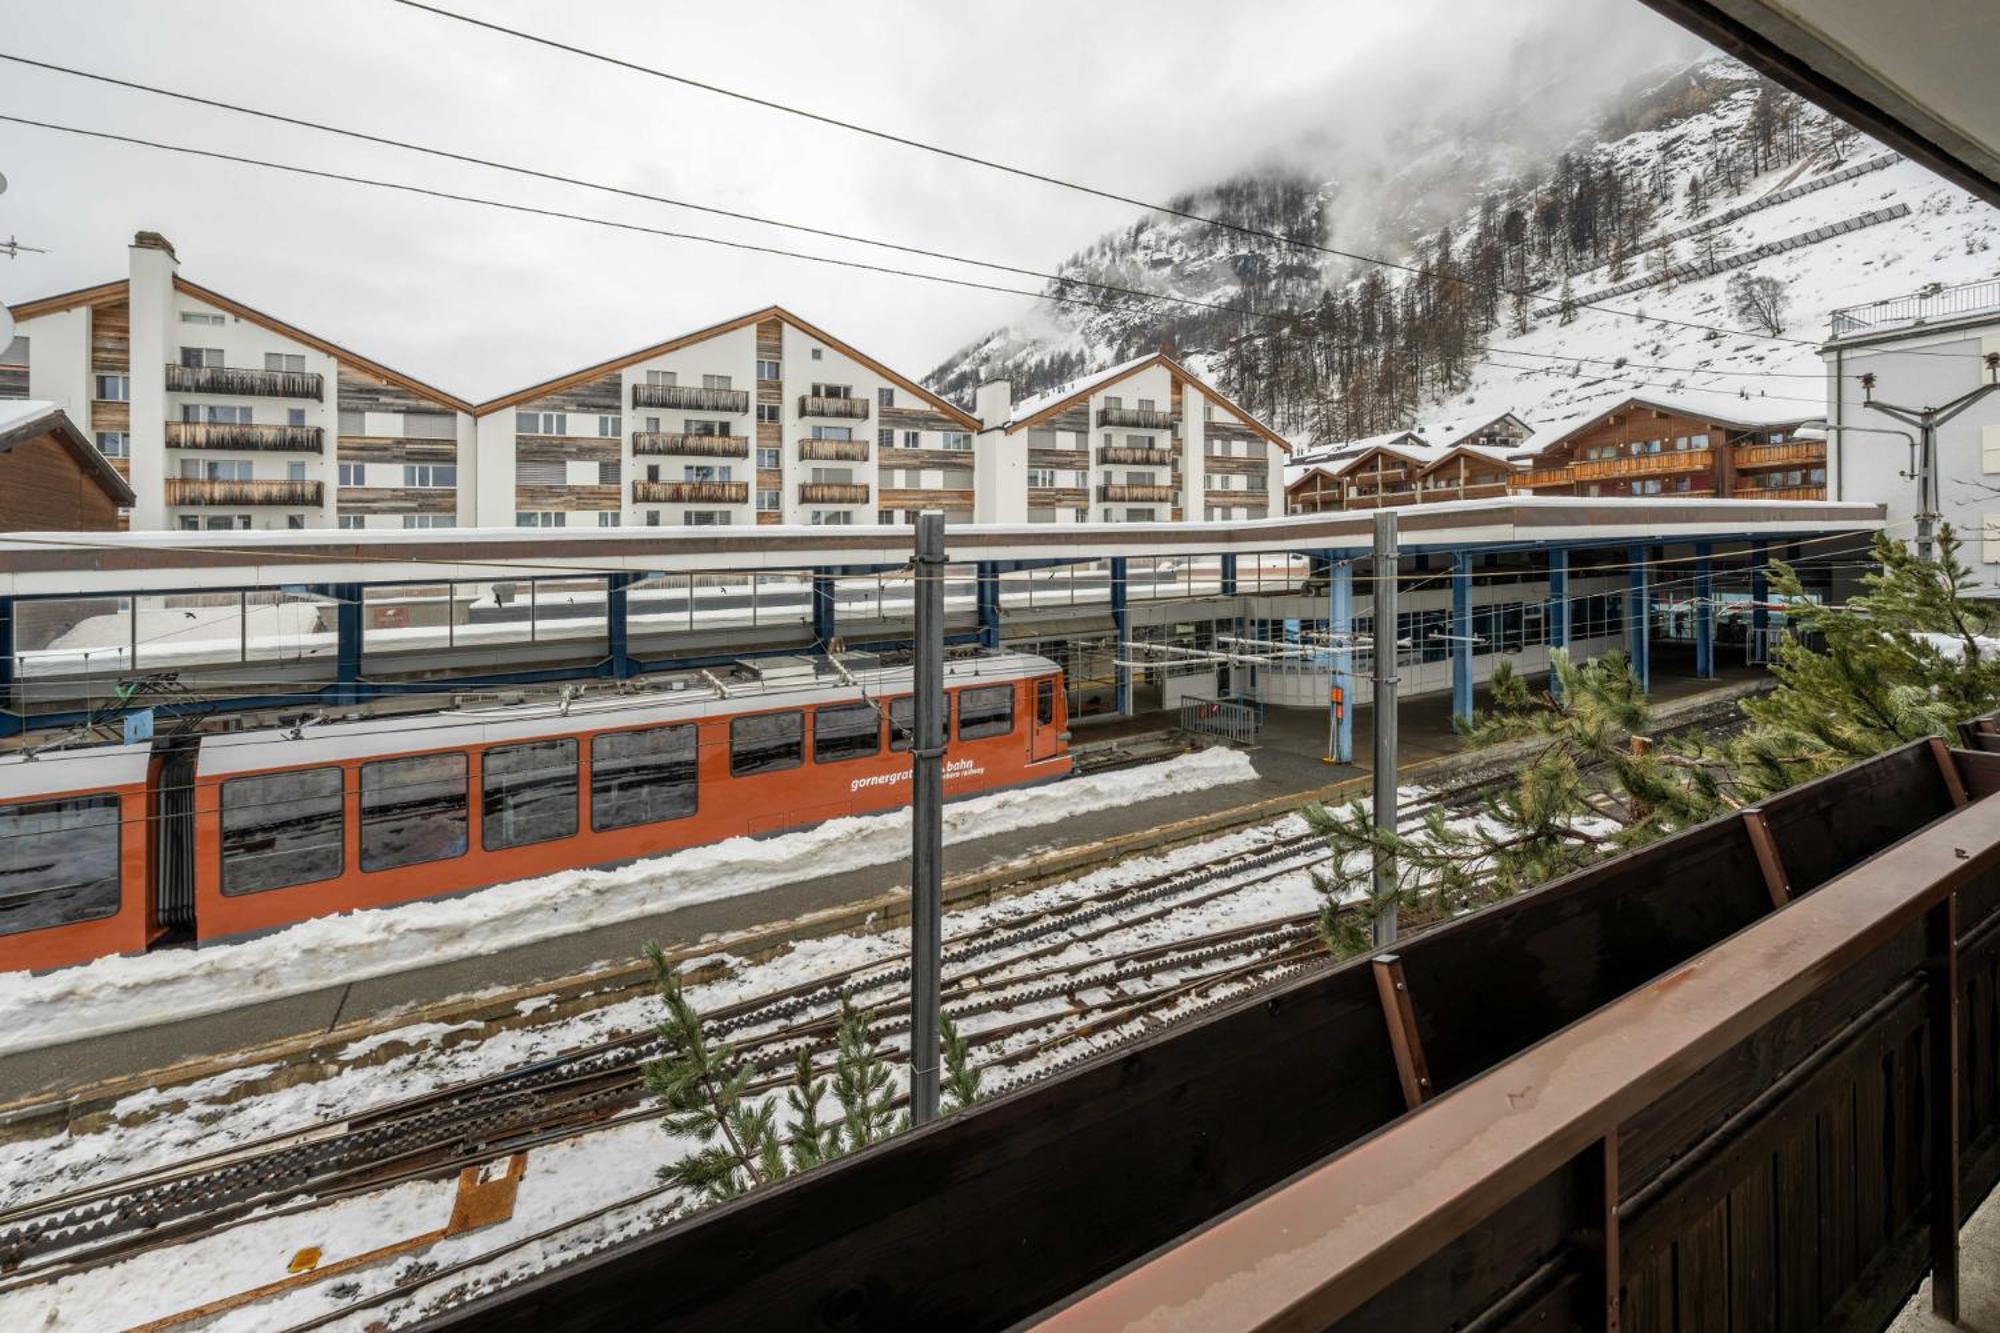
[0,651,1070,972]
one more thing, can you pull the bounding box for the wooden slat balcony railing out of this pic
[798,482,871,505]
[1521,469,1574,489]
[1568,448,1712,482]
[1419,480,1512,502]
[631,432,750,458]
[1732,439,1826,469]
[1097,483,1177,503]
[166,422,325,453]
[630,384,751,413]
[164,364,324,400]
[798,395,871,420]
[631,480,749,505]
[1733,484,1828,501]
[1095,407,1173,430]
[1097,446,1177,467]
[165,479,324,507]
[798,439,871,462]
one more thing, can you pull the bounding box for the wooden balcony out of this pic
[1521,470,1574,490]
[1098,483,1177,503]
[631,383,750,413]
[1342,488,1416,510]
[631,480,749,504]
[166,479,324,507]
[1733,439,1825,469]
[1097,446,1177,467]
[1568,448,1711,482]
[1419,480,1512,502]
[798,395,870,420]
[1096,406,1173,429]
[798,439,870,462]
[799,482,871,505]
[631,432,749,458]
[1734,484,1827,501]
[165,364,324,400]
[166,422,325,453]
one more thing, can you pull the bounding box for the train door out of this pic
[1029,676,1060,762]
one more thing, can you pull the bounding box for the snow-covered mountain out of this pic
[923,56,1999,452]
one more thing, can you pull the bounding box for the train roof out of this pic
[0,741,155,801]
[194,650,1058,778]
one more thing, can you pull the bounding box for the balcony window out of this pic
[1104,396,1122,410]
[682,465,734,483]
[183,403,253,425]
[809,383,852,399]
[287,462,308,481]
[903,431,920,447]
[95,374,131,401]
[941,432,972,452]
[810,511,853,526]
[339,515,365,530]
[598,512,621,527]
[647,370,676,386]
[286,514,306,529]
[810,425,853,441]
[403,464,456,488]
[702,374,732,390]
[684,511,732,526]
[180,347,223,368]
[185,459,253,482]
[95,431,129,459]
[264,353,307,373]
[1027,469,1056,488]
[599,415,622,437]
[517,411,567,435]
[287,408,307,427]
[403,515,456,529]
[757,360,781,380]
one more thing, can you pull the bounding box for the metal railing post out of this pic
[1372,510,1399,947]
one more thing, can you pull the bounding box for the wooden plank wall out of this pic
[90,301,130,373]
[428,740,1978,1333]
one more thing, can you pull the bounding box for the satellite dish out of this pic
[0,303,13,352]
[0,171,8,195]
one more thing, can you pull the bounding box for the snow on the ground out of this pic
[0,747,1258,1057]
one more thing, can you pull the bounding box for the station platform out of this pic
[0,650,1767,1099]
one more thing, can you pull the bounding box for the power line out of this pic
[383,0,1825,351]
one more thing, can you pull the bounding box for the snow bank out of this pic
[0,747,1258,1057]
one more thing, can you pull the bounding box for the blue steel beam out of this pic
[607,572,637,679]
[1628,544,1651,694]
[1546,548,1570,701]
[0,597,14,738]
[811,572,837,647]
[976,562,1001,649]
[333,582,362,707]
[1110,556,1131,717]
[1330,559,1354,763]
[1451,551,1474,726]
[1219,553,1238,597]
[1751,539,1771,660]
[1694,543,1716,679]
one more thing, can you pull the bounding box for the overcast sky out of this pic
[0,0,1706,401]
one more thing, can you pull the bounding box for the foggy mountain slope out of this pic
[924,54,1999,451]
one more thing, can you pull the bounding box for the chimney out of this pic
[132,230,177,259]
[975,377,1012,431]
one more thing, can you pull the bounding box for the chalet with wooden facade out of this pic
[1517,396,1828,501]
[0,401,136,530]
[1284,466,1344,515]
[974,353,1288,524]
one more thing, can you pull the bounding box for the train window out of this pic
[957,686,1014,740]
[1036,678,1055,726]
[887,696,914,752]
[591,725,697,831]
[361,753,469,873]
[731,711,804,777]
[483,738,578,851]
[814,702,881,763]
[222,767,344,895]
[0,793,122,936]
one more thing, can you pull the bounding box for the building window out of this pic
[339,463,364,487]
[179,311,225,326]
[598,415,622,437]
[809,382,852,399]
[286,513,306,529]
[756,403,781,424]
[687,418,730,437]
[599,460,621,485]
[682,464,734,482]
[756,447,780,469]
[598,511,621,526]
[403,464,456,488]
[757,360,781,380]
[645,510,661,526]
[517,511,566,527]
[360,752,468,872]
[94,431,129,459]
[809,425,852,442]
[184,458,254,482]
[1104,396,1122,410]
[646,369,676,387]
[810,347,824,360]
[516,411,567,435]
[757,488,781,511]
[402,515,456,529]
[903,430,920,448]
[287,408,307,427]
[702,374,733,390]
[683,510,733,526]
[1125,508,1155,522]
[810,510,853,526]
[180,346,223,368]
[878,427,894,449]
[287,461,308,481]
[878,387,895,408]
[940,431,972,452]
[1027,468,1056,488]
[182,403,253,425]
[338,515,365,530]
[264,353,307,373]
[95,374,131,401]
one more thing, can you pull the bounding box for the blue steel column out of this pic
[0,597,16,737]
[1451,551,1473,726]
[1547,549,1570,701]
[1693,542,1715,679]
[976,562,1001,649]
[1628,544,1651,694]
[1110,556,1131,717]
[333,582,362,706]
[811,571,837,648]
[607,572,636,678]
[1219,553,1238,597]
[1751,539,1771,661]
[1329,558,1354,763]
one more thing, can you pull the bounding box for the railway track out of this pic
[0,695,1753,1307]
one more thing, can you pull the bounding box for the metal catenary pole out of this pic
[1862,354,2000,563]
[1371,509,1400,947]
[909,510,946,1125]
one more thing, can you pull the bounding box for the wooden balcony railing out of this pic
[1521,470,1574,489]
[1733,484,1827,501]
[798,395,871,420]
[631,432,750,458]
[1568,448,1712,482]
[165,479,324,507]
[166,422,325,453]
[1096,407,1173,430]
[798,439,871,462]
[798,482,871,505]
[1419,480,1511,501]
[630,384,750,413]
[1733,439,1826,469]
[631,480,749,504]
[1098,483,1177,503]
[165,364,324,400]
[1097,446,1177,467]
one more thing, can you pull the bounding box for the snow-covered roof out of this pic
[0,399,60,437]
[0,400,137,507]
[1518,390,1824,457]
[1005,353,1159,428]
